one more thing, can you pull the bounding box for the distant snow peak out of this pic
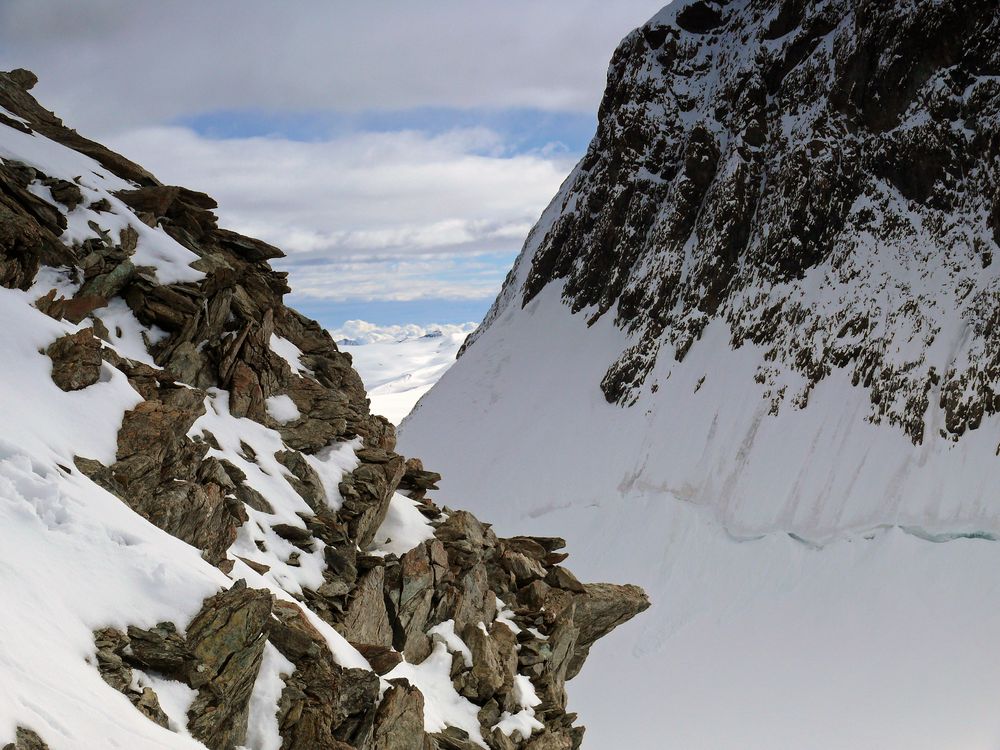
[332,319,477,346]
[334,320,478,425]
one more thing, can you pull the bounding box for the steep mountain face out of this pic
[400,1,1000,747]
[0,70,646,750]
[410,0,1000,539]
[481,0,1000,442]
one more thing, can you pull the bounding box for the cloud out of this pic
[330,320,477,345]
[284,252,517,303]
[0,0,668,136]
[107,124,570,302]
[0,1,670,319]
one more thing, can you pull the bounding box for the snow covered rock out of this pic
[0,69,645,749]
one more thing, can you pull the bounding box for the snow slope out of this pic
[402,286,1000,748]
[0,120,372,748]
[400,0,1000,745]
[334,321,476,425]
[0,86,497,749]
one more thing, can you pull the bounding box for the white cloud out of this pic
[108,125,570,302]
[0,1,667,135]
[285,253,515,303]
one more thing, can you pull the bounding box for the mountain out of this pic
[400,0,1000,746]
[333,322,477,425]
[0,69,646,750]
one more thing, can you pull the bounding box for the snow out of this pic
[385,642,486,748]
[0,122,204,287]
[133,671,198,736]
[0,283,227,748]
[493,599,521,635]
[0,441,223,750]
[242,644,294,750]
[0,287,143,466]
[427,620,473,669]
[370,493,436,556]
[493,674,543,741]
[401,283,1000,748]
[0,105,29,126]
[264,394,300,424]
[268,334,308,376]
[334,321,476,425]
[303,441,361,513]
[93,297,168,366]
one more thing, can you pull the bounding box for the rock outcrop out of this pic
[0,67,648,749]
[469,0,1000,445]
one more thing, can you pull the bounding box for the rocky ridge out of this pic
[470,0,1000,445]
[0,69,648,750]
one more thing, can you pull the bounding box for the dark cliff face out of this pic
[0,69,647,750]
[484,0,1000,445]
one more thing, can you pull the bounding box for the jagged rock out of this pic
[338,452,406,548]
[566,583,651,678]
[0,176,65,290]
[125,622,193,678]
[93,628,171,728]
[373,680,433,750]
[386,541,444,661]
[185,582,273,750]
[101,385,248,565]
[524,732,573,750]
[534,610,579,712]
[354,643,403,676]
[499,546,547,584]
[270,600,380,750]
[2,727,49,750]
[335,565,393,648]
[544,567,585,594]
[46,328,102,391]
[459,624,506,703]
[276,449,327,511]
[398,457,441,500]
[6,68,37,90]
[116,185,218,236]
[215,227,285,261]
[1,68,650,748]
[42,177,82,210]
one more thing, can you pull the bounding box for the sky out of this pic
[0,1,667,328]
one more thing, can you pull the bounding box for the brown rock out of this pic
[353,643,403,676]
[185,582,273,750]
[3,727,49,750]
[46,328,102,391]
[336,566,393,648]
[373,680,432,750]
[566,583,650,678]
[524,732,573,750]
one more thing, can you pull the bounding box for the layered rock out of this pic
[0,68,647,749]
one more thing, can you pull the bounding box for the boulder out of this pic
[46,328,102,391]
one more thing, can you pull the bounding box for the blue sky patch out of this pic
[178,106,596,156]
